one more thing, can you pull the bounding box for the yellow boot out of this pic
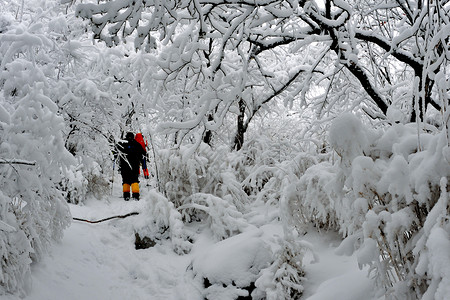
[123,184,131,201]
[131,182,140,200]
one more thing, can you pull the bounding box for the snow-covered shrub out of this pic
[414,178,450,300]
[0,191,33,296]
[178,193,250,240]
[238,133,321,197]
[61,161,88,204]
[159,143,248,209]
[251,185,315,300]
[61,158,110,204]
[84,160,111,200]
[254,236,309,300]
[245,149,324,231]
[190,229,273,300]
[0,12,74,295]
[290,161,340,231]
[328,113,371,166]
[349,125,449,298]
[0,87,73,295]
[133,190,192,254]
[294,113,450,298]
[238,138,279,196]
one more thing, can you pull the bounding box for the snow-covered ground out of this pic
[6,184,378,300]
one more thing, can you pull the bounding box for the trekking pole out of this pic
[111,141,119,196]
[111,159,116,195]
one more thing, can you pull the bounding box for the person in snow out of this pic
[134,133,150,179]
[117,132,146,200]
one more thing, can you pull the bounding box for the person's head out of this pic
[125,132,134,141]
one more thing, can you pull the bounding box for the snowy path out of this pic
[30,220,145,300]
[6,182,190,300]
[5,185,377,300]
[27,203,189,300]
[301,229,377,300]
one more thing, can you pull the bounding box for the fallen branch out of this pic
[0,158,36,166]
[73,212,139,224]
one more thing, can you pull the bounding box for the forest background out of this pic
[0,0,449,299]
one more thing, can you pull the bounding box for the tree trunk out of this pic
[203,114,214,145]
[232,98,246,151]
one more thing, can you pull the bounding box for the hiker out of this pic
[134,133,150,179]
[117,132,146,200]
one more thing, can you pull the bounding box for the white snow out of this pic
[192,229,272,287]
[15,186,194,300]
[0,181,379,300]
[328,113,369,163]
[301,229,377,300]
[1,0,449,298]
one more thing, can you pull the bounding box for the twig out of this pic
[73,212,139,224]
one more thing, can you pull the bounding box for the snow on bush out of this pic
[239,134,321,199]
[292,161,340,231]
[157,138,319,241]
[0,10,75,295]
[238,137,280,196]
[248,145,328,230]
[188,225,311,300]
[61,158,110,204]
[84,160,111,200]
[253,236,309,300]
[190,229,273,300]
[0,86,74,295]
[158,143,253,239]
[414,177,450,300]
[178,193,250,240]
[291,113,450,298]
[133,190,192,254]
[61,159,88,204]
[54,53,124,203]
[159,143,248,210]
[211,131,322,234]
[328,113,370,165]
[0,191,33,296]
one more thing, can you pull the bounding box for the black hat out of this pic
[125,132,134,141]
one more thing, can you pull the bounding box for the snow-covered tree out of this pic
[76,0,448,149]
[2,0,449,298]
[0,9,75,293]
[0,0,131,293]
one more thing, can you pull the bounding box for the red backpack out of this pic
[135,133,147,151]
